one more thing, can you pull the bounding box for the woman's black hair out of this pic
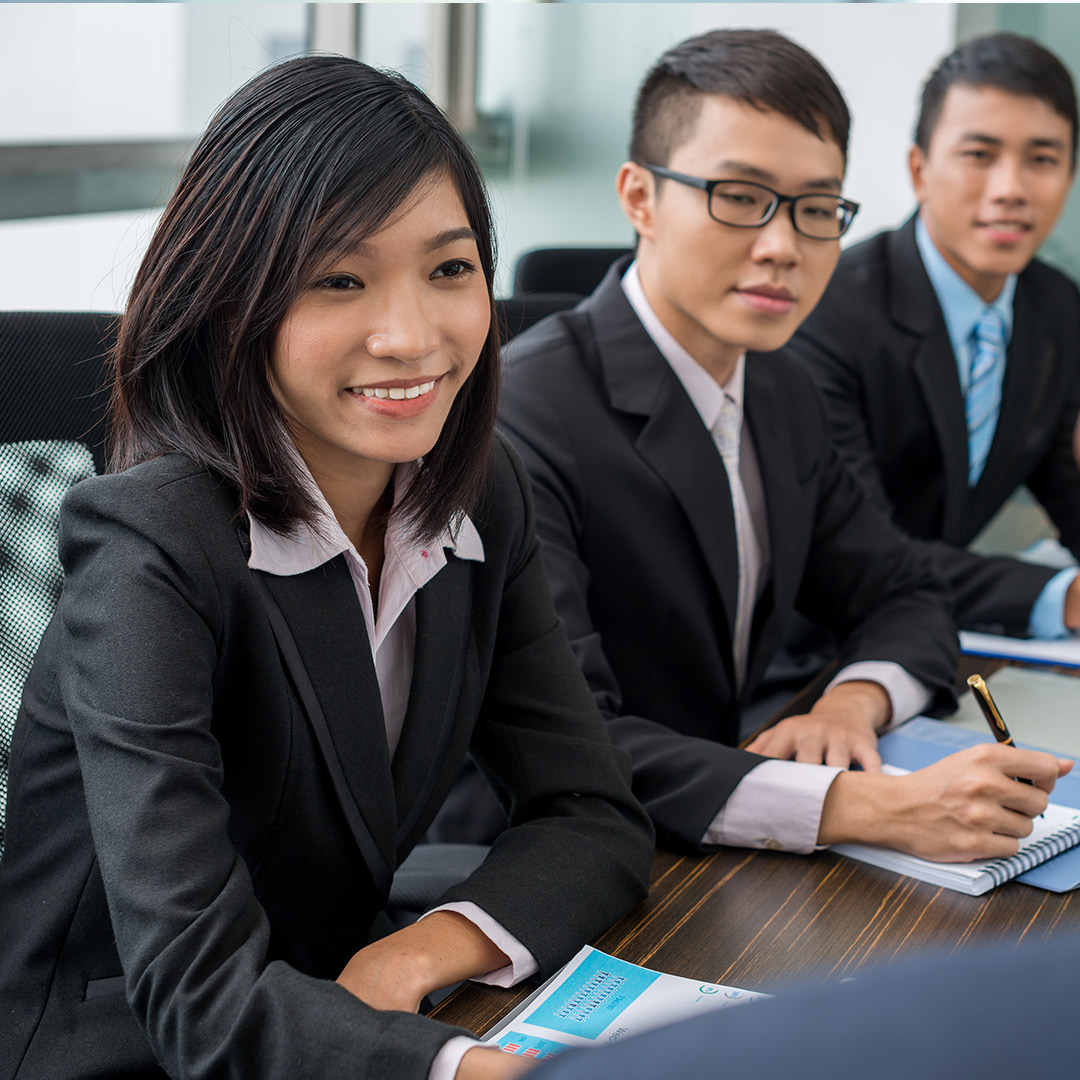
[110,54,500,543]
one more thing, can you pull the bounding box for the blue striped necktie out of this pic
[966,306,1006,486]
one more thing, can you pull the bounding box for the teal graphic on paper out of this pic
[528,951,661,1040]
[496,1031,571,1059]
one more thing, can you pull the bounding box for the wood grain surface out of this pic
[430,655,1078,1036]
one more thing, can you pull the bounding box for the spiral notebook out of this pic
[832,767,1080,895]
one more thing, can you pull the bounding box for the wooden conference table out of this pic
[430,656,1080,1036]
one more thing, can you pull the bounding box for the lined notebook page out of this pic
[831,767,1080,895]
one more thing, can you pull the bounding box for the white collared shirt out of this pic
[248,462,485,757]
[621,261,931,853]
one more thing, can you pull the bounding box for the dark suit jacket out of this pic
[786,215,1080,635]
[499,257,958,853]
[0,438,652,1080]
[541,936,1080,1080]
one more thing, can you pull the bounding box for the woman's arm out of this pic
[56,464,470,1080]
[431,440,654,977]
[336,911,508,1011]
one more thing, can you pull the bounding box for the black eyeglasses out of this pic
[640,163,860,240]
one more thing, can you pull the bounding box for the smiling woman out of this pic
[0,56,653,1080]
[269,173,492,560]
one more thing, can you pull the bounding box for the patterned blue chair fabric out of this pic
[0,311,115,858]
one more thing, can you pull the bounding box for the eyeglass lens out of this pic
[708,182,849,239]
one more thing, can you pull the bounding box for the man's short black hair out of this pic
[915,33,1078,169]
[630,29,851,168]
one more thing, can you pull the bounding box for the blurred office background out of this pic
[2,2,1079,309]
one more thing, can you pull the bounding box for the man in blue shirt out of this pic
[788,33,1080,639]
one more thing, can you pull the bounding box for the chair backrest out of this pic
[495,292,584,344]
[512,246,632,296]
[0,311,117,858]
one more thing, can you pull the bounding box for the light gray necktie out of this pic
[713,395,752,692]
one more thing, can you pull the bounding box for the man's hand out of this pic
[818,743,1073,861]
[458,1048,539,1079]
[336,911,509,1013]
[1063,572,1080,630]
[745,680,889,770]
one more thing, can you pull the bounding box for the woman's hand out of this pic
[458,1048,539,1079]
[336,911,510,1012]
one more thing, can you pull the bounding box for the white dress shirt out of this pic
[621,262,932,853]
[247,460,532,1080]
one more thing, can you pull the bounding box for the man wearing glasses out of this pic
[498,30,1066,859]
[787,34,1080,642]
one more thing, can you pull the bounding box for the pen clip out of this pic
[968,673,1010,739]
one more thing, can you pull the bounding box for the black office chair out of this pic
[512,246,632,296]
[0,311,116,859]
[495,292,584,343]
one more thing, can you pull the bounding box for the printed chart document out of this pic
[482,946,767,1061]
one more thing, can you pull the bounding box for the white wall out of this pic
[0,3,305,313]
[1,2,956,309]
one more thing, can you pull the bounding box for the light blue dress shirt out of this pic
[915,213,1077,638]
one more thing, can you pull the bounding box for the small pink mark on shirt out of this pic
[421,551,429,558]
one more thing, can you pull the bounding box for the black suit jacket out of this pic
[786,216,1080,635]
[499,258,958,852]
[0,439,652,1080]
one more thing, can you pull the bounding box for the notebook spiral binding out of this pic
[983,820,1080,888]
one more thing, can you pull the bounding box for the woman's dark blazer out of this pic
[0,436,652,1080]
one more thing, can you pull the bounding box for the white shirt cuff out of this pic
[423,901,539,986]
[703,759,842,854]
[824,661,931,733]
[430,1036,482,1080]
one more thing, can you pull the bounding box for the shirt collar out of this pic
[621,258,745,428]
[248,458,484,580]
[915,212,1016,353]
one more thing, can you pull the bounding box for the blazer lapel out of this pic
[971,280,1056,518]
[390,554,474,850]
[252,561,396,897]
[742,357,799,691]
[889,219,970,539]
[586,267,740,669]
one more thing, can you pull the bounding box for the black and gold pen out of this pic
[967,673,1033,785]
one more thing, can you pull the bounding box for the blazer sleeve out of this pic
[437,438,653,976]
[497,360,767,854]
[55,473,470,1080]
[1021,281,1080,567]
[788,310,1060,637]
[787,392,959,715]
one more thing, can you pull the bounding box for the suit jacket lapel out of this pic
[585,266,740,672]
[390,554,473,850]
[252,561,396,896]
[971,279,1056,518]
[889,218,970,539]
[742,358,796,691]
